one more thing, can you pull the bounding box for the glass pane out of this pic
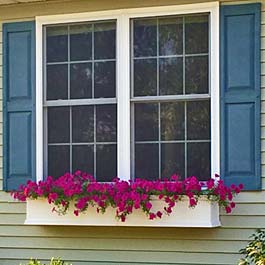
[72,145,94,175]
[96,105,117,142]
[72,106,94,143]
[70,63,92,99]
[187,101,210,140]
[48,145,70,178]
[161,102,185,140]
[47,64,68,100]
[159,17,183,56]
[96,144,117,182]
[185,56,208,94]
[159,57,183,95]
[46,26,68,62]
[94,61,116,98]
[187,142,210,180]
[94,22,116,60]
[134,59,157,97]
[185,15,208,54]
[133,18,157,57]
[135,144,159,180]
[161,143,185,179]
[70,24,92,61]
[135,103,158,141]
[48,107,70,143]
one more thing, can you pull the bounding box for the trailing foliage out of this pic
[20,257,72,265]
[12,171,243,222]
[239,230,265,265]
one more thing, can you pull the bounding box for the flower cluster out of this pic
[12,172,243,222]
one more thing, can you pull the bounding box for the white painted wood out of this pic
[117,14,131,181]
[35,17,43,182]
[210,4,220,177]
[36,2,219,25]
[25,197,221,227]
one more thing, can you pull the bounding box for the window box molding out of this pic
[25,197,221,227]
[35,1,220,182]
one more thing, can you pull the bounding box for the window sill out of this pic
[25,197,221,227]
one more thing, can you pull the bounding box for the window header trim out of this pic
[36,2,219,25]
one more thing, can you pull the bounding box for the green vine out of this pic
[20,257,72,265]
[239,230,265,265]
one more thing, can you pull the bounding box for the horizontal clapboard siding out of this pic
[0,1,264,265]
[0,225,258,239]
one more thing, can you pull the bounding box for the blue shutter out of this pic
[221,4,261,190]
[3,21,36,191]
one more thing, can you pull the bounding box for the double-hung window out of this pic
[36,3,219,182]
[131,15,210,181]
[44,21,117,181]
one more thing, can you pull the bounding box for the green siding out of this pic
[0,0,264,264]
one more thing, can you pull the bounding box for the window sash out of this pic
[130,14,210,180]
[35,3,220,182]
[43,21,118,179]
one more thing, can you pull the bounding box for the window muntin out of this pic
[44,21,117,179]
[131,14,210,180]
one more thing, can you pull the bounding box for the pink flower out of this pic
[165,197,171,203]
[214,174,220,179]
[156,211,162,218]
[11,171,242,221]
[74,210,79,216]
[23,187,29,196]
[134,199,140,209]
[225,206,232,214]
[141,194,148,200]
[227,191,233,201]
[48,193,58,204]
[230,202,236,208]
[230,184,236,190]
[149,213,156,220]
[98,201,105,208]
[235,187,241,194]
[76,198,88,210]
[121,215,126,222]
[207,179,214,189]
[170,174,179,181]
[169,201,175,208]
[165,207,172,214]
[173,195,178,200]
[189,198,197,207]
[145,201,152,210]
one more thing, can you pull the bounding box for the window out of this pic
[36,3,219,182]
[44,21,117,181]
[131,15,210,180]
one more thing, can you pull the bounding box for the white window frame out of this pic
[35,2,220,182]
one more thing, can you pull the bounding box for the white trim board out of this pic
[36,2,220,182]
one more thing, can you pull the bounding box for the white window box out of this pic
[25,197,221,227]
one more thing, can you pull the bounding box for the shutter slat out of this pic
[3,21,36,191]
[221,4,261,190]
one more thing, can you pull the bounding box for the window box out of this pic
[25,197,221,227]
